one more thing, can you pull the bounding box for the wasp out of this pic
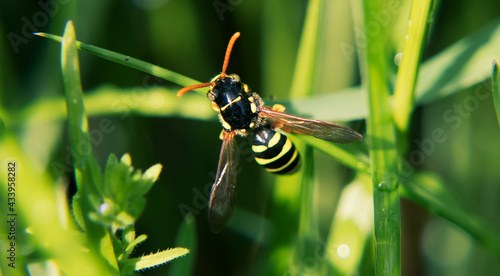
[177,32,362,232]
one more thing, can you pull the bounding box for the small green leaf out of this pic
[123,226,137,244]
[98,153,162,228]
[120,248,190,273]
[117,226,148,261]
[125,234,148,255]
[120,153,132,166]
[143,163,162,182]
[71,193,85,231]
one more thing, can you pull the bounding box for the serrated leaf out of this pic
[123,226,137,244]
[117,226,147,261]
[120,247,190,273]
[125,234,147,255]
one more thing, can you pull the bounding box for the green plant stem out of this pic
[393,0,433,138]
[361,0,401,275]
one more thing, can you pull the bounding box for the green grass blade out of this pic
[296,135,369,175]
[291,1,324,275]
[35,32,205,95]
[393,0,433,134]
[279,87,366,122]
[268,1,324,274]
[416,18,500,104]
[289,0,323,98]
[492,60,500,128]
[361,0,401,274]
[61,24,90,162]
[60,21,119,273]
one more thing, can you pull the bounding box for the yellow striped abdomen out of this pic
[252,128,300,174]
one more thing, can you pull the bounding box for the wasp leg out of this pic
[272,104,286,112]
[219,130,226,140]
[212,101,221,112]
[243,83,250,93]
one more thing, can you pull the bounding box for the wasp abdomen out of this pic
[252,128,301,174]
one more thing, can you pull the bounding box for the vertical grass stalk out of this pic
[60,21,119,274]
[361,0,401,275]
[268,0,324,274]
[393,0,433,140]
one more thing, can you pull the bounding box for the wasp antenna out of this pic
[177,82,212,97]
[221,32,241,78]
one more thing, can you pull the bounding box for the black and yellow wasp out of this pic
[177,32,362,232]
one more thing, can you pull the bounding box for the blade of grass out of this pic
[268,0,324,274]
[60,21,119,274]
[416,18,500,104]
[295,134,369,175]
[491,60,500,128]
[291,1,325,275]
[35,32,206,95]
[361,0,401,274]
[393,0,433,135]
[261,0,300,99]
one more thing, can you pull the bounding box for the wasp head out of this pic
[207,74,245,102]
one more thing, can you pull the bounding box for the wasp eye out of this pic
[230,74,240,82]
[207,91,216,101]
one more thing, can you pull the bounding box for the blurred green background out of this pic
[1,0,500,275]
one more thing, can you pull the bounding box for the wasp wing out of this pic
[208,131,239,233]
[260,107,362,144]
